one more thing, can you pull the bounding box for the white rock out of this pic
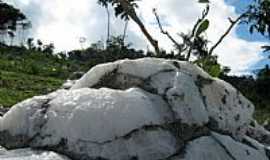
[0,148,70,160]
[0,87,176,159]
[0,90,66,137]
[61,80,77,89]
[172,132,268,160]
[0,58,260,160]
[165,72,209,125]
[61,129,179,160]
[0,145,7,155]
[71,58,254,134]
[40,88,173,143]
[199,78,254,136]
[71,58,210,90]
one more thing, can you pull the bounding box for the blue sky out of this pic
[225,0,270,73]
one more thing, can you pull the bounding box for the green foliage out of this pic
[241,0,270,55]
[198,0,209,3]
[245,0,270,37]
[195,56,223,77]
[174,5,210,61]
[0,45,70,78]
[98,0,139,20]
[195,19,210,37]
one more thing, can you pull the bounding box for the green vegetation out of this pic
[0,37,146,107]
[0,70,63,107]
[0,44,67,107]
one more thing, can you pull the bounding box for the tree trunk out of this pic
[123,20,128,43]
[117,0,160,54]
[106,6,111,47]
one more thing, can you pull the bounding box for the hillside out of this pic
[0,45,67,107]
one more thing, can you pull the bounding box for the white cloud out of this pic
[12,0,267,74]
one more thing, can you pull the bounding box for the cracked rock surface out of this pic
[0,58,269,160]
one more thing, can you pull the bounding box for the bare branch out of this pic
[186,5,209,61]
[208,13,245,56]
[153,8,182,55]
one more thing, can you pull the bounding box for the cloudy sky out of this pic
[8,0,270,75]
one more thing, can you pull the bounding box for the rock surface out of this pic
[0,58,269,160]
[0,147,70,160]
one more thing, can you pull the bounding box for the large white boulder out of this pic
[71,58,254,135]
[0,58,267,160]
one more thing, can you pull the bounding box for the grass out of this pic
[0,70,64,107]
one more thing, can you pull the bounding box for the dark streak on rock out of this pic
[0,131,30,149]
[172,61,181,69]
[28,99,52,145]
[222,95,227,104]
[264,147,270,158]
[225,89,230,95]
[195,75,214,89]
[242,137,259,151]
[234,114,240,122]
[211,133,238,160]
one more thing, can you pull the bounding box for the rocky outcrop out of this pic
[0,58,269,160]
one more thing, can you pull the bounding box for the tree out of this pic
[26,38,34,50]
[18,20,31,45]
[257,64,270,79]
[98,0,111,46]
[7,31,15,46]
[43,43,55,55]
[0,1,30,45]
[153,8,184,59]
[97,0,160,54]
[153,1,232,77]
[122,19,129,44]
[243,0,270,55]
[153,4,210,61]
[37,39,43,51]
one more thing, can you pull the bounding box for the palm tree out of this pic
[98,0,160,54]
[0,1,29,45]
[98,0,111,47]
[122,19,128,44]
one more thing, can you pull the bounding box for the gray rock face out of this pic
[0,58,269,160]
